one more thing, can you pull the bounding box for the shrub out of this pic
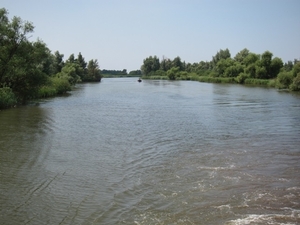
[235,73,249,84]
[0,87,17,109]
[51,77,71,94]
[276,71,293,89]
[38,85,57,98]
[290,73,300,91]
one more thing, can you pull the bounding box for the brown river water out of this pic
[0,78,300,225]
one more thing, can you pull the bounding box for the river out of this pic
[1,78,300,225]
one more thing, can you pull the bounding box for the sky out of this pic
[1,0,300,71]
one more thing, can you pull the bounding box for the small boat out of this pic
[137,78,142,82]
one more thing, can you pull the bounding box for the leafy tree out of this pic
[260,51,273,77]
[290,74,300,91]
[167,67,180,80]
[57,63,81,85]
[172,56,183,70]
[234,48,250,64]
[293,62,300,77]
[284,61,294,72]
[160,57,172,71]
[270,57,283,78]
[66,53,76,64]
[212,48,231,67]
[53,51,65,74]
[77,52,87,69]
[244,63,256,78]
[276,71,293,89]
[86,59,101,82]
[215,58,234,76]
[243,53,259,66]
[0,8,49,103]
[224,62,244,77]
[141,56,160,75]
[255,65,267,79]
[129,70,142,75]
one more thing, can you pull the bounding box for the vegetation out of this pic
[140,49,300,92]
[101,69,142,78]
[0,8,102,109]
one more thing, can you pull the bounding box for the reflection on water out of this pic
[0,78,300,225]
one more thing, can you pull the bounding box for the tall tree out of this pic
[234,48,250,64]
[87,59,101,82]
[141,56,160,75]
[53,51,64,74]
[212,48,231,67]
[0,8,48,103]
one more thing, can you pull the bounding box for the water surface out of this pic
[1,78,300,224]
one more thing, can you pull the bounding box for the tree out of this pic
[77,52,87,69]
[215,58,234,77]
[172,56,183,70]
[260,51,273,77]
[141,56,160,75]
[86,59,101,82]
[243,53,259,66]
[167,67,180,80]
[53,51,64,74]
[160,57,172,71]
[66,53,75,64]
[212,48,231,67]
[74,52,87,80]
[0,8,49,103]
[234,48,250,64]
[293,62,300,77]
[57,63,81,85]
[270,57,283,78]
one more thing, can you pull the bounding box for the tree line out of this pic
[0,8,101,109]
[141,49,300,91]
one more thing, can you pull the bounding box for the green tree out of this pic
[53,51,64,74]
[57,63,81,85]
[141,56,160,75]
[0,8,49,103]
[224,62,244,77]
[172,56,183,70]
[212,48,231,67]
[243,53,259,66]
[260,51,273,78]
[66,53,76,64]
[167,67,180,80]
[234,48,250,64]
[270,57,283,78]
[75,52,87,80]
[276,71,293,89]
[86,59,101,82]
[215,58,234,77]
[160,57,172,71]
[293,62,300,77]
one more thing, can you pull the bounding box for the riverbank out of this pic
[141,74,283,89]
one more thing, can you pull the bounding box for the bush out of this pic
[0,87,17,109]
[235,73,249,84]
[51,77,71,94]
[276,71,293,89]
[38,85,57,98]
[290,73,300,91]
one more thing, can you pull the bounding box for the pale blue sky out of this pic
[2,0,300,71]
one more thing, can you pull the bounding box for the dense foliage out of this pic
[101,69,127,76]
[0,8,102,109]
[141,48,300,91]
